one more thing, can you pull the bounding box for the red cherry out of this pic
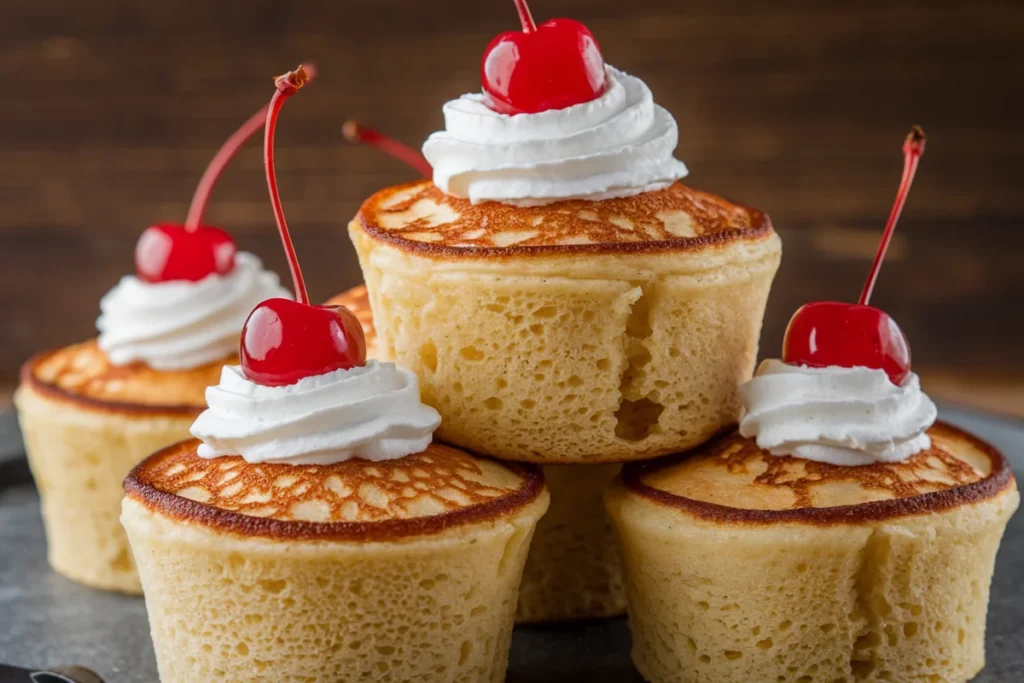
[238,64,367,386]
[783,302,911,385]
[781,127,926,386]
[240,300,366,386]
[135,223,237,283]
[133,106,268,283]
[482,0,607,115]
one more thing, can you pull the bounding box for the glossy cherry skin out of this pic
[240,299,366,387]
[782,301,911,386]
[135,223,237,283]
[482,18,607,115]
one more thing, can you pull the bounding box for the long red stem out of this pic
[858,126,926,306]
[265,64,315,305]
[342,121,433,178]
[513,0,537,32]
[185,106,268,230]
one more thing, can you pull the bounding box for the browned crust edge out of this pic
[124,440,547,542]
[620,421,1017,526]
[354,181,776,260]
[20,350,206,418]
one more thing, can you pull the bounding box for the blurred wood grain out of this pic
[1,0,1022,407]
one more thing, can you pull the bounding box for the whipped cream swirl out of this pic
[739,360,938,466]
[422,66,688,205]
[192,361,442,465]
[97,252,289,371]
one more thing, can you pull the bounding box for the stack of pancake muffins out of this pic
[337,4,1016,680]
[342,8,781,628]
[346,174,781,624]
[13,2,1017,682]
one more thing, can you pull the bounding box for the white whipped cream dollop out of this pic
[422,66,688,205]
[97,252,290,371]
[191,361,442,465]
[739,360,938,466]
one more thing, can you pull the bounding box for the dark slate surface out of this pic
[0,407,1021,683]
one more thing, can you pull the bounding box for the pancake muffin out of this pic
[14,101,290,592]
[349,180,781,464]
[515,462,626,623]
[329,284,627,623]
[122,440,548,682]
[606,424,1018,683]
[16,248,286,593]
[122,65,550,682]
[15,341,223,592]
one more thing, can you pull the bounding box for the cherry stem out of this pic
[857,126,926,306]
[265,64,316,306]
[342,121,433,178]
[184,106,268,231]
[513,0,537,32]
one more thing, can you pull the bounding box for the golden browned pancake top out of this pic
[125,440,545,541]
[22,340,226,415]
[325,284,376,354]
[623,422,1015,524]
[355,180,772,256]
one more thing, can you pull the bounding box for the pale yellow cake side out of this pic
[15,384,195,592]
[350,222,781,464]
[605,469,1019,683]
[121,491,549,683]
[329,284,628,624]
[516,463,626,623]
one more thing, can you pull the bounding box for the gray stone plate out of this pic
[0,406,1021,682]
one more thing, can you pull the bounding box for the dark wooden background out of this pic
[1,0,1022,410]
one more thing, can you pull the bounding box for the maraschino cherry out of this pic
[482,0,607,115]
[134,105,270,282]
[240,65,366,387]
[783,126,927,386]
